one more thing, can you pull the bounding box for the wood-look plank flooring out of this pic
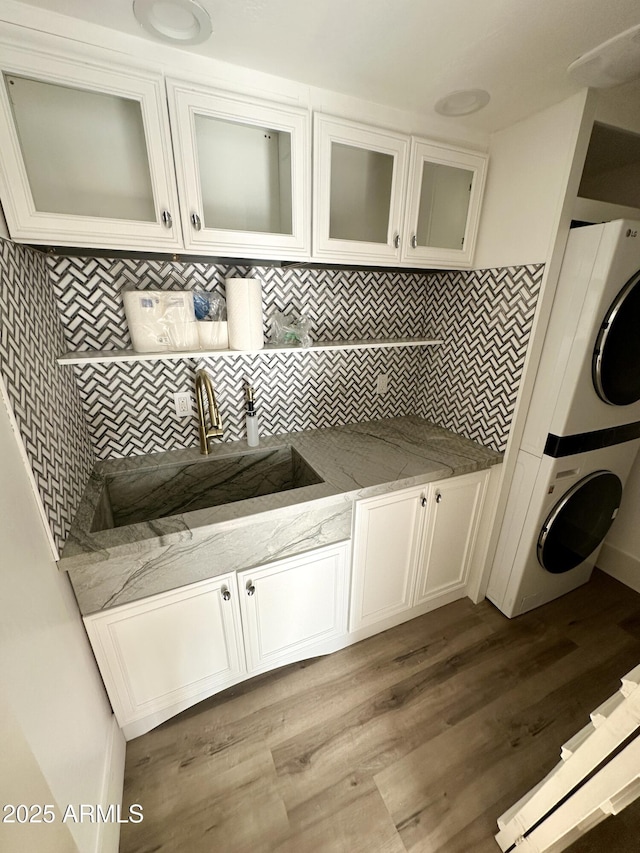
[119,569,640,852]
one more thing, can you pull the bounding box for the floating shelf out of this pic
[57,338,443,365]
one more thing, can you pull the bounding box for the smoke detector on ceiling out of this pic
[133,0,212,45]
[568,24,640,88]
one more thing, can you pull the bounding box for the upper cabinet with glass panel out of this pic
[312,114,487,268]
[313,114,409,264]
[167,79,310,260]
[0,42,182,251]
[401,140,487,268]
[0,34,485,267]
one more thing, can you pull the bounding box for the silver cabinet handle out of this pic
[191,212,202,231]
[221,587,231,601]
[435,492,442,503]
[393,234,400,249]
[246,582,256,596]
[411,234,418,249]
[161,210,172,228]
[420,496,427,507]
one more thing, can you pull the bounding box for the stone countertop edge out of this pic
[59,416,503,574]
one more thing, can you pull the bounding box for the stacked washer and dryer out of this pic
[488,219,640,618]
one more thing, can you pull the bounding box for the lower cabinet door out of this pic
[238,542,349,674]
[84,574,246,738]
[414,470,488,605]
[349,486,424,631]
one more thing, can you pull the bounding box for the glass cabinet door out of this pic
[313,114,409,263]
[6,75,156,222]
[0,44,181,251]
[167,80,310,260]
[402,140,487,268]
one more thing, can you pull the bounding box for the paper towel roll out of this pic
[225,278,264,351]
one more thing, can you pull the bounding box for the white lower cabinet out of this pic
[84,471,493,741]
[349,486,424,630]
[84,573,246,739]
[350,469,490,635]
[414,474,488,605]
[238,544,349,674]
[84,542,350,739]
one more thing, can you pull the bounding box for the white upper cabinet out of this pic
[313,114,487,268]
[166,79,310,260]
[401,139,487,268]
[313,113,410,264]
[0,33,486,266]
[0,42,182,252]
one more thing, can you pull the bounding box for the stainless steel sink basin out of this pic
[91,446,324,531]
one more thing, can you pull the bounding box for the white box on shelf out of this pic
[123,290,198,353]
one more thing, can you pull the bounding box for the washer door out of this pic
[537,471,622,574]
[593,269,640,405]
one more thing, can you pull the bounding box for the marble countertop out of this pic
[60,417,502,614]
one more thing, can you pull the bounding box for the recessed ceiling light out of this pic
[434,89,491,117]
[133,0,212,45]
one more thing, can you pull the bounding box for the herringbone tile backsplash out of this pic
[0,241,542,551]
[0,240,94,554]
[47,255,542,458]
[422,265,543,451]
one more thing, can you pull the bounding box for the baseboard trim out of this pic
[96,715,126,853]
[597,543,640,594]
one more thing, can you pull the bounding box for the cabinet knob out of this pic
[191,212,202,231]
[161,210,173,228]
[246,582,256,597]
[435,491,442,503]
[420,496,427,507]
[411,234,418,249]
[221,587,231,601]
[393,233,400,249]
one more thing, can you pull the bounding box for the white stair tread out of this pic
[497,669,640,849]
[506,736,640,853]
[590,692,625,726]
[561,722,595,760]
[621,664,640,697]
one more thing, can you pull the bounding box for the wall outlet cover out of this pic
[376,374,389,395]
[173,391,194,418]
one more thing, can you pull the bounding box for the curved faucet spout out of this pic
[195,369,223,454]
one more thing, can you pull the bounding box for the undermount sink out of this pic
[90,446,324,531]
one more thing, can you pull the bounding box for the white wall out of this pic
[0,377,125,853]
[0,696,78,853]
[474,90,594,270]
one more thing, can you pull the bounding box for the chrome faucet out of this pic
[195,369,223,454]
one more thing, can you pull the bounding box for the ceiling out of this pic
[7,0,640,134]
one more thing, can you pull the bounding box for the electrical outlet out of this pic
[173,391,194,418]
[376,374,389,395]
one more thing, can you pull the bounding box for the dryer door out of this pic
[593,269,640,405]
[537,471,622,574]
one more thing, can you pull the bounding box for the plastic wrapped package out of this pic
[269,311,313,347]
[193,291,229,350]
[123,290,198,352]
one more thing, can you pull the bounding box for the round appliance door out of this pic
[537,471,622,574]
[593,269,640,405]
